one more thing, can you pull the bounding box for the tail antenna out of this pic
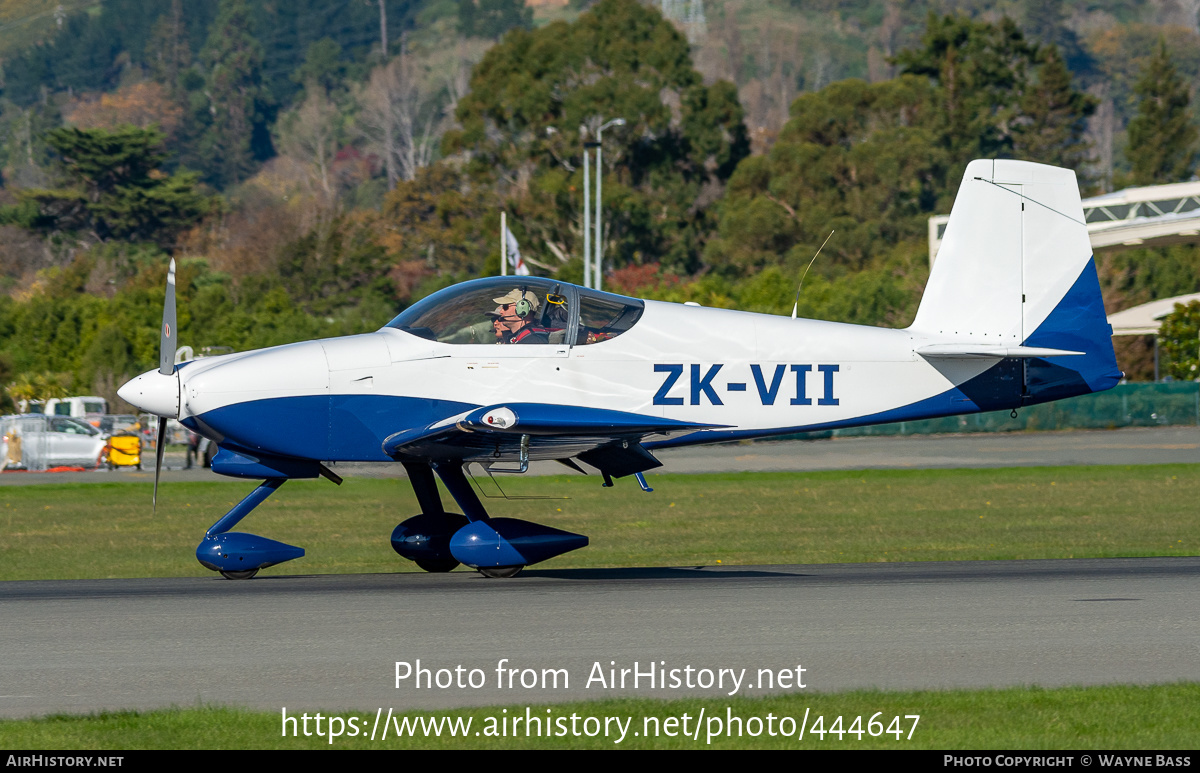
[791,230,835,320]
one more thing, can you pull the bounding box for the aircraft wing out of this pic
[382,403,726,478]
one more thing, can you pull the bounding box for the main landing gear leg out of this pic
[429,461,588,578]
[431,461,521,577]
[390,462,467,573]
[195,478,304,579]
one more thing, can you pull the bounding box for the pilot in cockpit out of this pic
[491,288,549,344]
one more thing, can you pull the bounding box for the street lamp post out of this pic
[593,118,625,291]
[582,127,592,289]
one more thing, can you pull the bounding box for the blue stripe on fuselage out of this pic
[192,394,478,461]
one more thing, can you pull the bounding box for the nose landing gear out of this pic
[195,478,305,579]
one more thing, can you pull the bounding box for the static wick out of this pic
[792,230,835,320]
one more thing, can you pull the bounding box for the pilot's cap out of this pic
[492,289,540,312]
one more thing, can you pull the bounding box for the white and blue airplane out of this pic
[118,159,1121,579]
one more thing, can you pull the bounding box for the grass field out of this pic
[2,684,1198,749]
[1,464,1196,580]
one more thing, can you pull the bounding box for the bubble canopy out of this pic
[384,277,644,347]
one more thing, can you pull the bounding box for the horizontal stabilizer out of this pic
[916,344,1084,360]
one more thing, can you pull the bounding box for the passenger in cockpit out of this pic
[492,288,549,344]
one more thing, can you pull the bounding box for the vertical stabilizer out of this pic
[911,159,1120,399]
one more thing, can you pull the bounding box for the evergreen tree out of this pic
[707,75,942,275]
[894,14,1038,174]
[148,0,193,92]
[447,0,748,274]
[4,126,211,248]
[1021,0,1091,75]
[1012,46,1096,175]
[457,0,533,39]
[1159,300,1200,380]
[1126,41,1198,186]
[292,39,348,97]
[201,0,268,188]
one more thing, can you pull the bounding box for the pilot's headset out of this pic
[514,288,534,319]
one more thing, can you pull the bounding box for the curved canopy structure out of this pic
[1106,292,1200,336]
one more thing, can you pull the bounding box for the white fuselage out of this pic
[164,300,994,462]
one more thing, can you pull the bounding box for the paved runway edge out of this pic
[3,555,1200,601]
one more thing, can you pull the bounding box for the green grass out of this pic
[2,684,1197,748]
[1,464,1197,580]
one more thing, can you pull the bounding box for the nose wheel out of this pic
[477,565,523,578]
[219,569,259,580]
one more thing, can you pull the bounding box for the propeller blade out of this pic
[159,259,177,376]
[153,416,167,514]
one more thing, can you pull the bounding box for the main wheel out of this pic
[219,569,259,580]
[477,565,523,579]
[415,558,459,573]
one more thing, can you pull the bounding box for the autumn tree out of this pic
[357,53,438,190]
[376,163,500,278]
[276,88,344,202]
[65,81,184,140]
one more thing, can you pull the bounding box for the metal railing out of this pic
[930,180,1200,264]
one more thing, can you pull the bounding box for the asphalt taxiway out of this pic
[2,558,1198,717]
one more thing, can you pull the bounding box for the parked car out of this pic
[1,415,108,470]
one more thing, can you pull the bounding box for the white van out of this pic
[43,396,108,423]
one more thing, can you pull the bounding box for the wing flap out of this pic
[578,442,662,478]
